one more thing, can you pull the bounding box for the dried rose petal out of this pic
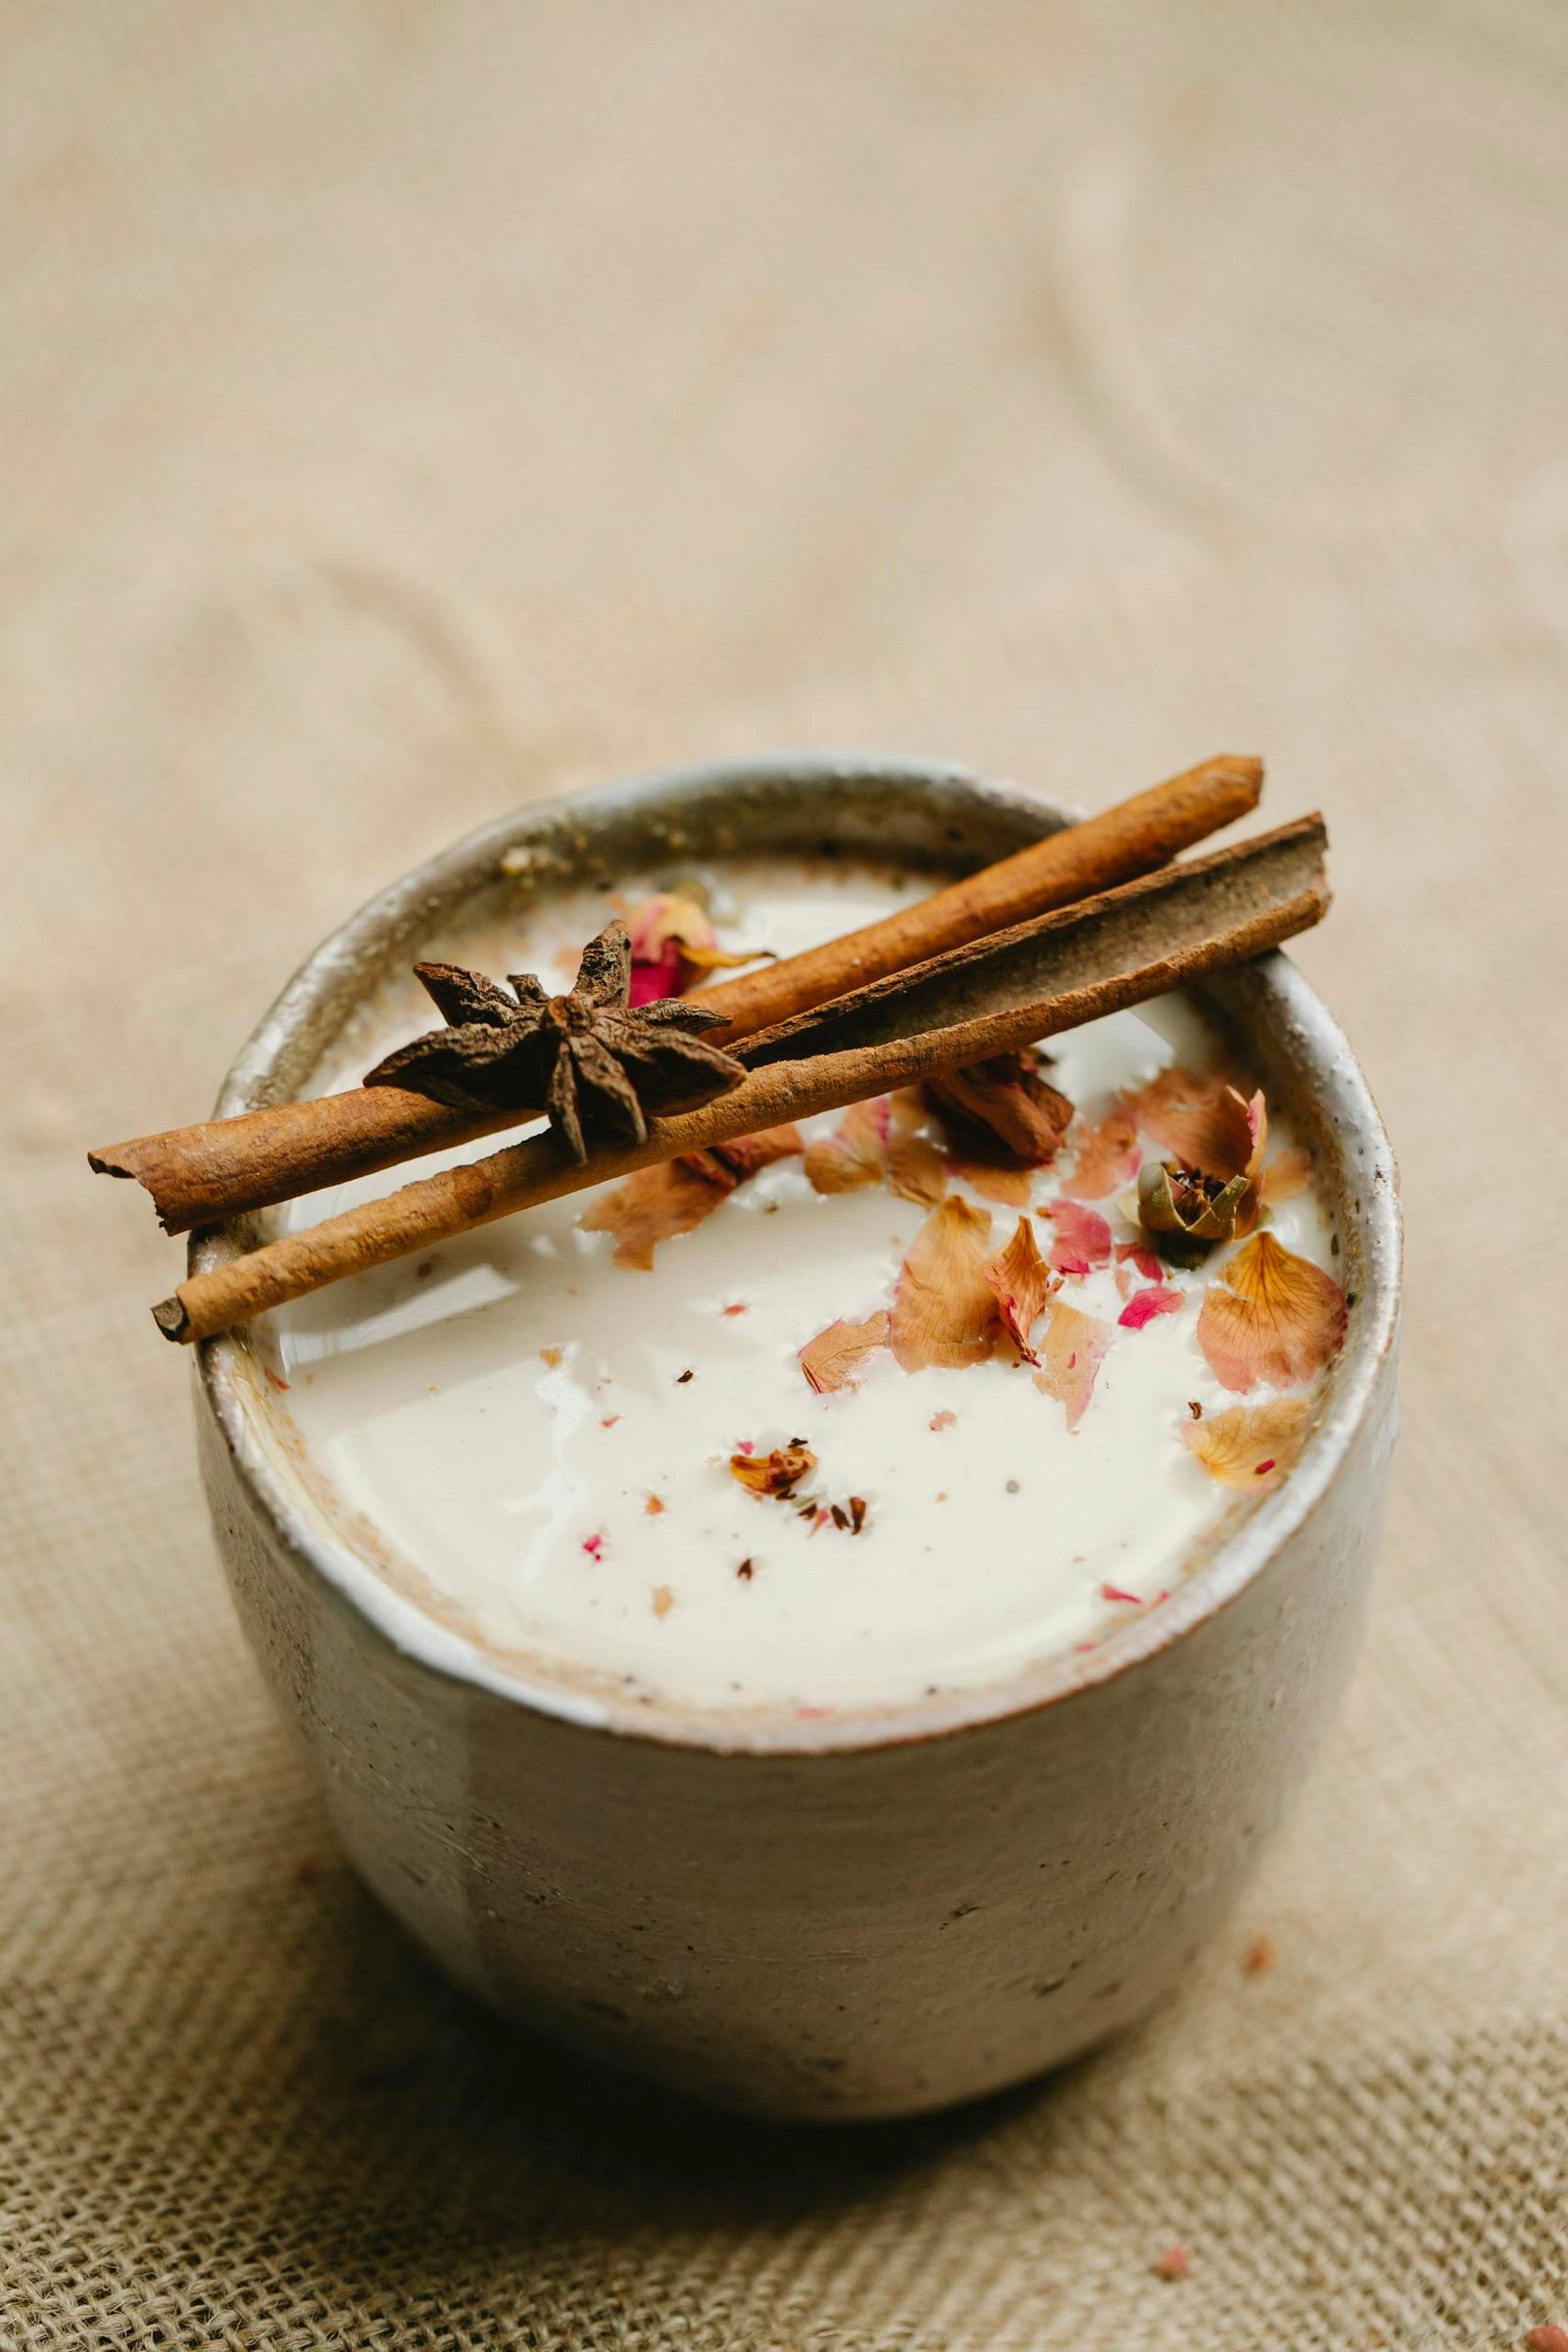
[1045,1199,1112,1277]
[580,1154,736,1268]
[890,1197,998,1371]
[1132,1066,1258,1181]
[943,1152,1033,1207]
[804,1097,890,1193]
[984,1216,1057,1360]
[1260,1145,1312,1207]
[709,1124,803,1178]
[730,1442,817,1498]
[804,1097,947,1207]
[1184,1396,1311,1488]
[1033,1299,1111,1430]
[1198,1232,1348,1393]
[1118,1283,1185,1330]
[580,1125,799,1266]
[626,892,761,1005]
[885,1128,948,1205]
[1061,1100,1143,1200]
[1116,1241,1165,1283]
[926,1053,1073,1164]
[799,1310,891,1394]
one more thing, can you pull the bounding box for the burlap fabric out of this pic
[5,4,1567,2345]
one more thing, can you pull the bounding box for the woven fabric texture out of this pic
[4,4,1567,2345]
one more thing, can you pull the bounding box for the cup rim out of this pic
[195,751,1401,1756]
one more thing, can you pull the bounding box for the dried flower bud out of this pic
[1137,1160,1250,1263]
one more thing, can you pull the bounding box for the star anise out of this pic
[363,919,747,1161]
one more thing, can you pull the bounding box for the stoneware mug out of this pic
[194,755,1401,2120]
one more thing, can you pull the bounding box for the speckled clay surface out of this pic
[193,757,1401,2120]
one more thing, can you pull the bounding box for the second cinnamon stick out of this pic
[155,813,1325,1344]
[92,753,1261,1233]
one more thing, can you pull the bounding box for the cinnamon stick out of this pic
[94,753,1261,1233]
[154,814,1325,1344]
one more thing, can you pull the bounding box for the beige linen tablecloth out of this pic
[4,5,1566,2345]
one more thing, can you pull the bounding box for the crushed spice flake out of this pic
[929,1408,956,1432]
[890,1197,998,1372]
[581,1533,604,1560]
[798,1309,891,1395]
[1033,1299,1111,1431]
[601,1413,621,1429]
[645,1494,665,1516]
[721,1300,748,1317]
[1198,1232,1347,1393]
[984,1214,1056,1360]
[264,1366,290,1393]
[1045,1199,1112,1277]
[651,1584,675,1618]
[539,1346,564,1367]
[730,1443,817,1499]
[1151,2244,1192,2282]
[735,1558,755,1581]
[1117,1283,1185,1331]
[676,1368,695,1384]
[1243,1931,1278,1977]
[1188,1399,1203,1419]
[1185,1396,1310,1489]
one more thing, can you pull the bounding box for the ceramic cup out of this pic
[195,755,1400,2120]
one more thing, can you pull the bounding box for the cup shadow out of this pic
[253,1861,1080,2304]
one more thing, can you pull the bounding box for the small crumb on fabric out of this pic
[1152,2244,1191,2281]
[1525,2329,1568,2352]
[1243,1932,1277,1977]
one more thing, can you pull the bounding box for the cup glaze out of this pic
[194,755,1400,2120]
